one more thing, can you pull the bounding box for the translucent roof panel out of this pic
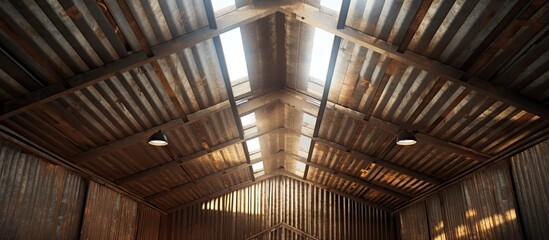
[320,0,342,12]
[246,137,261,153]
[219,28,249,82]
[309,28,335,82]
[211,0,235,12]
[252,161,264,172]
[240,112,257,128]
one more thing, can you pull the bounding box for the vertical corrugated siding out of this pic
[162,176,392,240]
[0,140,87,239]
[80,181,138,240]
[398,201,429,240]
[398,162,522,240]
[136,203,162,240]
[511,139,549,239]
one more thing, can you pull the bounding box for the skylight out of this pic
[295,161,307,177]
[240,113,256,128]
[211,0,235,12]
[299,135,312,153]
[309,28,335,82]
[252,161,264,172]
[302,113,317,128]
[320,0,342,12]
[246,137,261,153]
[219,28,248,82]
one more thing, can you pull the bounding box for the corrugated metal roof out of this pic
[0,0,547,212]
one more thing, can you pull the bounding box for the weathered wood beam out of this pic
[337,0,351,29]
[289,153,412,200]
[0,2,279,121]
[278,2,549,119]
[72,89,279,165]
[312,137,443,185]
[167,173,274,212]
[146,152,285,201]
[303,36,341,179]
[284,89,491,162]
[203,0,218,29]
[115,127,288,185]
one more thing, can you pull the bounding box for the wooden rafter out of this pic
[1,0,546,123]
[114,127,289,185]
[289,153,412,200]
[279,89,491,162]
[145,152,285,201]
[72,89,276,165]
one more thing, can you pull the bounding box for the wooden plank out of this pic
[290,153,412,200]
[396,0,433,52]
[278,2,549,119]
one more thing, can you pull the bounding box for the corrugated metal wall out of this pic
[397,161,522,240]
[161,176,393,240]
[80,181,139,240]
[136,203,162,240]
[510,139,549,239]
[0,140,87,239]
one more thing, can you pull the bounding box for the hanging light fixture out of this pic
[396,130,417,146]
[148,130,168,146]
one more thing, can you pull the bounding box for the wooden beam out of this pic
[72,89,280,165]
[167,173,274,212]
[0,3,279,121]
[284,89,492,162]
[350,149,443,185]
[278,2,549,119]
[290,153,412,200]
[114,127,288,185]
[72,101,228,165]
[279,223,320,240]
[147,163,248,201]
[203,0,218,29]
[146,152,285,201]
[312,137,443,185]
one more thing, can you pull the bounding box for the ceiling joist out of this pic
[146,152,285,201]
[114,127,289,185]
[290,153,412,200]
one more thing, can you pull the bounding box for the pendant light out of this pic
[148,130,168,146]
[396,130,417,146]
[149,90,169,147]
